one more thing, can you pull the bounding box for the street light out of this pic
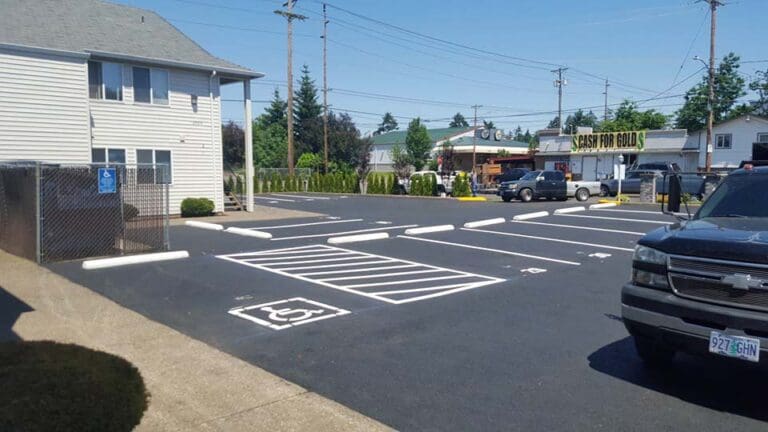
[617,154,624,205]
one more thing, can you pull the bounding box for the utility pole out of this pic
[274,0,307,176]
[700,0,722,172]
[471,104,482,173]
[321,3,329,174]
[603,79,610,122]
[552,68,568,134]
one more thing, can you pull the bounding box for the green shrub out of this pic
[181,197,215,217]
[452,173,471,197]
[0,341,148,432]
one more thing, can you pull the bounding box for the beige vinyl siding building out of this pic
[0,0,262,214]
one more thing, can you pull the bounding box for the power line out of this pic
[669,8,710,86]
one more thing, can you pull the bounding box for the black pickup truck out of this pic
[622,165,768,365]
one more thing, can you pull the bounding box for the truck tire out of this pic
[502,195,512,203]
[519,188,533,203]
[633,335,675,367]
[575,187,590,202]
[600,185,610,197]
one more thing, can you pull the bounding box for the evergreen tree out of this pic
[563,109,598,134]
[482,120,495,129]
[547,116,561,129]
[374,112,398,135]
[260,88,287,128]
[675,53,746,132]
[513,125,524,141]
[749,69,768,116]
[222,121,245,167]
[449,113,469,128]
[405,118,432,171]
[253,122,288,169]
[293,65,323,156]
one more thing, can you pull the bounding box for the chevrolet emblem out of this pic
[721,273,767,291]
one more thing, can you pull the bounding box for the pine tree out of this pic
[259,88,287,129]
[449,113,469,128]
[374,113,398,135]
[293,65,323,156]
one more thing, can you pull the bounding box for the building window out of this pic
[88,61,123,101]
[132,67,169,105]
[136,149,172,184]
[91,147,126,165]
[757,133,768,143]
[715,134,732,149]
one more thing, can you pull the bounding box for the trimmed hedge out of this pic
[409,173,437,196]
[181,197,215,217]
[452,173,471,197]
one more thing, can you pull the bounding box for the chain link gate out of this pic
[0,162,169,263]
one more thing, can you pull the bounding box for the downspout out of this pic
[209,70,219,212]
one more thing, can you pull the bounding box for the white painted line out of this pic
[254,196,295,202]
[512,211,549,221]
[404,225,455,235]
[271,193,331,200]
[589,252,612,259]
[225,227,272,239]
[341,274,471,289]
[82,250,189,270]
[589,203,617,209]
[228,297,349,330]
[271,224,417,241]
[185,221,224,231]
[553,206,586,215]
[242,252,353,262]
[386,280,504,304]
[265,255,374,266]
[556,214,671,225]
[278,259,396,272]
[326,216,341,220]
[318,268,443,282]
[460,228,635,252]
[224,245,327,258]
[296,264,419,276]
[269,201,279,204]
[328,232,390,244]
[369,283,471,296]
[521,268,547,274]
[593,208,688,217]
[397,235,581,266]
[245,219,363,230]
[463,217,506,228]
[510,220,644,236]
[375,221,392,225]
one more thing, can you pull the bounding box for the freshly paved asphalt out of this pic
[50,194,768,432]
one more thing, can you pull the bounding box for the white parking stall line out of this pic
[510,220,645,236]
[296,264,420,276]
[265,255,374,266]
[217,245,504,304]
[327,232,389,244]
[242,252,354,262]
[271,193,331,200]
[592,208,689,217]
[555,214,672,224]
[396,235,581,266]
[271,224,418,241]
[460,228,634,252]
[254,196,295,202]
[224,245,328,258]
[318,268,443,282]
[245,219,364,230]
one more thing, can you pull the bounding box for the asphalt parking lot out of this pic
[51,194,768,432]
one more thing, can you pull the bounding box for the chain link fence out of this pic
[0,162,169,263]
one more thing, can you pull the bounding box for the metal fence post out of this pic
[165,166,170,251]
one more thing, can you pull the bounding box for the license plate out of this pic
[709,331,760,363]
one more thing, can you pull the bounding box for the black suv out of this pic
[622,166,768,365]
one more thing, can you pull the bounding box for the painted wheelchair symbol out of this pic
[260,306,325,322]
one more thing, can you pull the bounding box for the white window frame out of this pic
[132,66,170,106]
[715,133,732,149]
[757,133,768,144]
[88,61,124,102]
[136,149,173,185]
[91,147,126,166]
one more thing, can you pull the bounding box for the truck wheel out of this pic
[575,188,590,202]
[519,188,533,203]
[502,195,512,203]
[633,335,675,367]
[600,185,610,197]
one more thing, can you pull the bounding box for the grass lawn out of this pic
[0,341,148,432]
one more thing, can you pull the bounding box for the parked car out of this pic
[622,165,768,366]
[600,170,707,198]
[495,168,530,185]
[498,170,600,202]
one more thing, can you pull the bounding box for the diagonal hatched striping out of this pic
[217,244,505,304]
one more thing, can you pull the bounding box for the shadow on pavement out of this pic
[589,336,768,423]
[0,286,33,342]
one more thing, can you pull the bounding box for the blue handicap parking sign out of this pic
[98,167,117,194]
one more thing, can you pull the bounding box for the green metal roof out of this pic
[449,137,530,149]
[371,127,473,146]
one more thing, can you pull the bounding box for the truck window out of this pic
[521,171,540,181]
[696,174,768,219]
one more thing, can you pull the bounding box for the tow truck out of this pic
[622,164,768,366]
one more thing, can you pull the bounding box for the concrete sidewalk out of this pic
[0,251,391,431]
[171,204,324,225]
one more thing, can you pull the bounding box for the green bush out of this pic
[0,341,148,432]
[181,197,215,217]
[452,173,471,197]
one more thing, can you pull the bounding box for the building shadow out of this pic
[588,336,768,422]
[0,286,33,341]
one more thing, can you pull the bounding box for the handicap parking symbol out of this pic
[98,167,117,194]
[228,297,350,330]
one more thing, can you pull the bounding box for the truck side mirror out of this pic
[667,174,682,213]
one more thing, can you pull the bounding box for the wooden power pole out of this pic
[702,0,722,172]
[471,104,482,173]
[603,79,610,122]
[322,3,329,174]
[552,67,568,133]
[275,0,307,175]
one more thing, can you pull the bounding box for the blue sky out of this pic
[116,0,767,134]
